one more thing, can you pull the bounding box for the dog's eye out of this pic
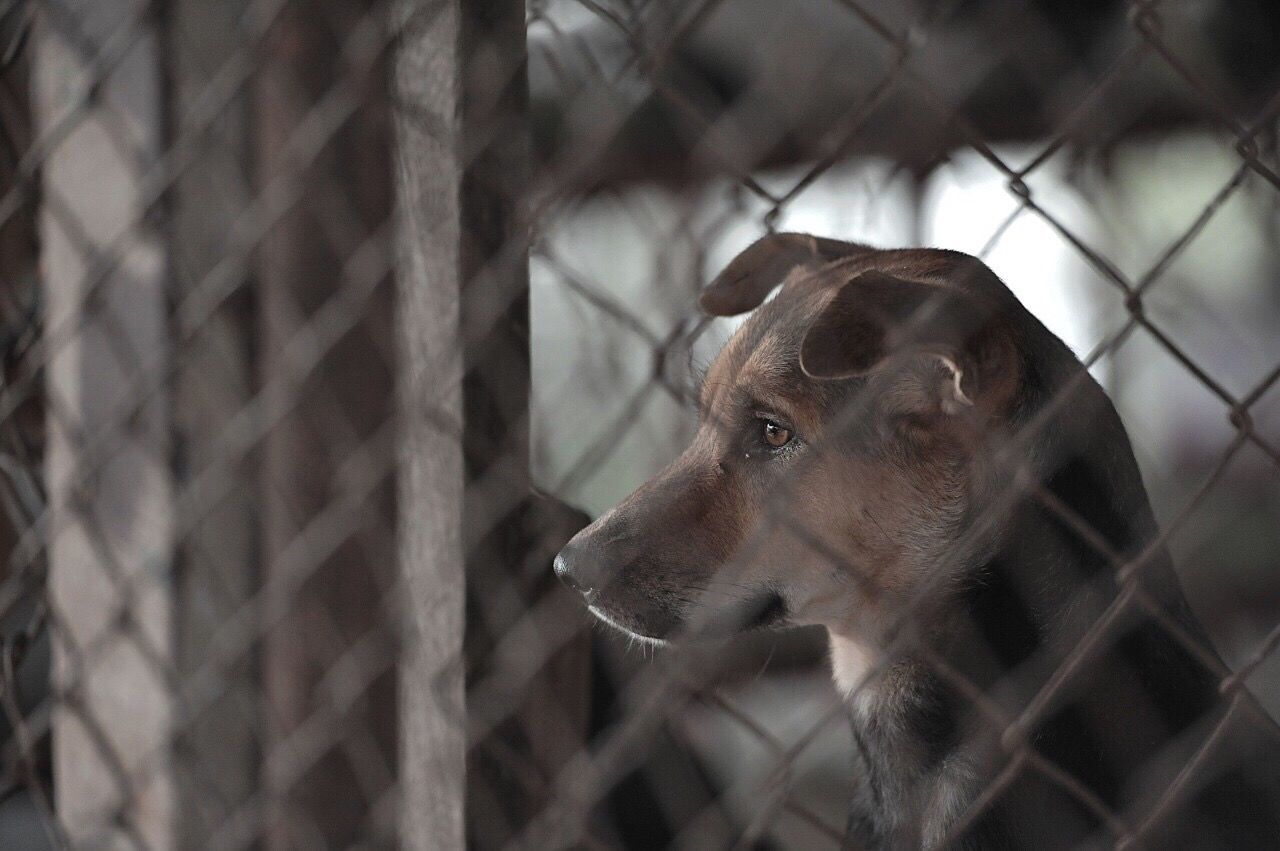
[761,420,792,449]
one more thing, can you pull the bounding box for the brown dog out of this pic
[554,233,1280,848]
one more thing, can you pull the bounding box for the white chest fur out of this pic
[828,630,877,703]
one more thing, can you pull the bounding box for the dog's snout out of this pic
[554,540,596,596]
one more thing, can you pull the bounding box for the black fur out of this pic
[840,266,1280,847]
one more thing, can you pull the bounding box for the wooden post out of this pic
[254,1,397,846]
[165,0,259,845]
[392,2,469,845]
[395,1,592,846]
[33,2,176,845]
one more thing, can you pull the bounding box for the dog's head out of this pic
[554,234,1027,647]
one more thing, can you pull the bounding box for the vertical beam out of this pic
[33,1,176,846]
[164,0,259,845]
[392,1,467,846]
[394,0,537,843]
[396,1,591,846]
[452,4,551,841]
[255,0,397,846]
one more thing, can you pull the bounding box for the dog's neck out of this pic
[827,529,1117,847]
[825,441,1239,847]
[828,624,970,848]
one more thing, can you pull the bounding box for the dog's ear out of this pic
[700,233,873,317]
[800,271,1018,413]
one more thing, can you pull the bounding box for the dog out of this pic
[553,233,1280,848]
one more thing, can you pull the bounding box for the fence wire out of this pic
[0,0,1277,848]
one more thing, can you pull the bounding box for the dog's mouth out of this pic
[586,591,789,647]
[586,603,670,647]
[742,592,788,630]
[694,590,790,635]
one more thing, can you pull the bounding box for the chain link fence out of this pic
[0,0,1277,847]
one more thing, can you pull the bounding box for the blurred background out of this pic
[0,0,1276,847]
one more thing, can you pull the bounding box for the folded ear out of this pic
[800,271,1017,412]
[699,233,874,317]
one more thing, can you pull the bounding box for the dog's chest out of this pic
[829,631,876,703]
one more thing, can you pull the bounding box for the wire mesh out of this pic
[0,0,1276,847]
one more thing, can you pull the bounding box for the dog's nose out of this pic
[554,541,596,596]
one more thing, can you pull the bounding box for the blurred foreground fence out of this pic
[0,0,1277,847]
